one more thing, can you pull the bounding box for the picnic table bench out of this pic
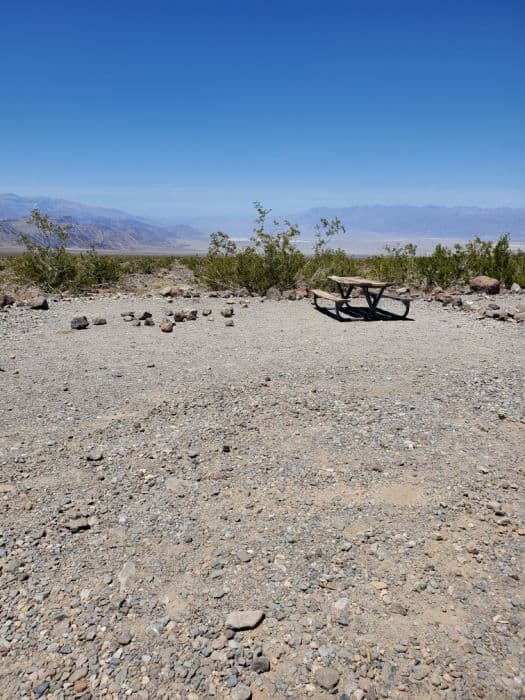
[311,276,412,320]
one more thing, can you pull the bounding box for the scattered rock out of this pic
[160,321,174,332]
[231,685,252,700]
[251,656,270,673]
[65,517,90,533]
[315,667,340,690]
[265,287,282,301]
[221,307,234,317]
[30,296,49,310]
[71,316,89,330]
[469,276,500,294]
[86,447,103,461]
[92,317,107,325]
[225,610,265,630]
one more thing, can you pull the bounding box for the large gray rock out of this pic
[469,276,500,294]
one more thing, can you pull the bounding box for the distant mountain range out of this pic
[1,193,524,253]
[0,194,201,251]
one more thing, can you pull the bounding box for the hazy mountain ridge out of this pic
[295,205,525,237]
[1,194,524,253]
[0,194,201,250]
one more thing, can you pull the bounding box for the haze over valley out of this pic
[2,193,524,254]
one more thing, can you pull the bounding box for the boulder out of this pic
[0,294,15,307]
[159,286,180,297]
[469,276,500,294]
[265,287,282,301]
[71,316,89,330]
[30,296,49,310]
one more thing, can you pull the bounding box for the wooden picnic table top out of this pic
[329,275,392,289]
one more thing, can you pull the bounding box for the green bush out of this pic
[189,203,349,293]
[73,247,123,290]
[13,209,78,291]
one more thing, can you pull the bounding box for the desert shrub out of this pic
[190,204,353,293]
[13,209,78,291]
[190,204,308,293]
[125,255,176,274]
[73,247,123,290]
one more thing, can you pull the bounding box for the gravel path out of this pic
[1,295,524,699]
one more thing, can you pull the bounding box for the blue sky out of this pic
[1,0,524,217]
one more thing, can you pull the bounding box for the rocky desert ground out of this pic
[1,290,524,700]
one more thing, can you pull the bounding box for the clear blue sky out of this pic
[1,0,524,217]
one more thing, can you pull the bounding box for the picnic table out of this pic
[311,276,412,320]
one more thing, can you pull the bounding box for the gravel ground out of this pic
[1,294,524,700]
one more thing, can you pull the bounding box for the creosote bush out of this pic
[6,206,525,294]
[187,203,524,293]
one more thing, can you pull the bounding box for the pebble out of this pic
[315,667,340,690]
[225,610,265,630]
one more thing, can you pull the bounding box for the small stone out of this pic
[144,317,155,326]
[265,287,282,301]
[390,602,408,616]
[371,581,388,591]
[225,610,264,630]
[118,630,133,645]
[33,681,50,697]
[71,316,89,330]
[221,307,234,317]
[315,667,340,690]
[138,311,152,320]
[30,296,49,310]
[412,664,431,681]
[66,517,90,533]
[74,679,89,693]
[160,321,174,332]
[251,656,270,673]
[92,317,107,325]
[232,684,252,700]
[87,447,103,461]
[225,320,235,327]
